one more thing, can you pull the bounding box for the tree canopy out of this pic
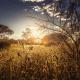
[0,24,14,39]
[0,24,14,35]
[24,0,80,55]
[22,28,32,40]
[25,0,80,38]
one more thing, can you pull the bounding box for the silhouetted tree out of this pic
[24,0,80,57]
[0,24,13,35]
[23,1,80,80]
[22,28,32,40]
[0,24,14,49]
[42,33,67,45]
[22,28,36,44]
[0,24,14,39]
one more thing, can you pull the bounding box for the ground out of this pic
[0,44,79,80]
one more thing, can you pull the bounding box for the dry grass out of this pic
[0,44,79,80]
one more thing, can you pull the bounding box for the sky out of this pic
[0,0,47,39]
[0,0,80,39]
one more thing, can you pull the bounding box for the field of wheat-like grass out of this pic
[0,44,79,80]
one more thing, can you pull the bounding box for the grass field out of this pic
[0,44,79,80]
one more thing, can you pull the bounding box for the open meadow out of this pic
[0,44,80,80]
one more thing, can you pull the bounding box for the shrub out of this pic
[0,40,11,49]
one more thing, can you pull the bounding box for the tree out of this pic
[0,24,14,49]
[23,1,80,79]
[0,24,14,39]
[22,28,36,44]
[24,0,80,58]
[22,28,32,40]
[42,33,67,45]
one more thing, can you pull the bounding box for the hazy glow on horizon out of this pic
[9,17,46,40]
[30,26,44,39]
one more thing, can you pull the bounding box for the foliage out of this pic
[0,40,11,49]
[24,0,80,60]
[22,28,32,39]
[0,24,14,49]
[0,24,14,35]
[42,32,67,45]
[19,1,80,80]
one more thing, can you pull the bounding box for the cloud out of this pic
[22,0,45,2]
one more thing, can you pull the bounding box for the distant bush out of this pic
[0,40,11,49]
[42,33,67,46]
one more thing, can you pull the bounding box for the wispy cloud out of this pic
[22,0,45,2]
